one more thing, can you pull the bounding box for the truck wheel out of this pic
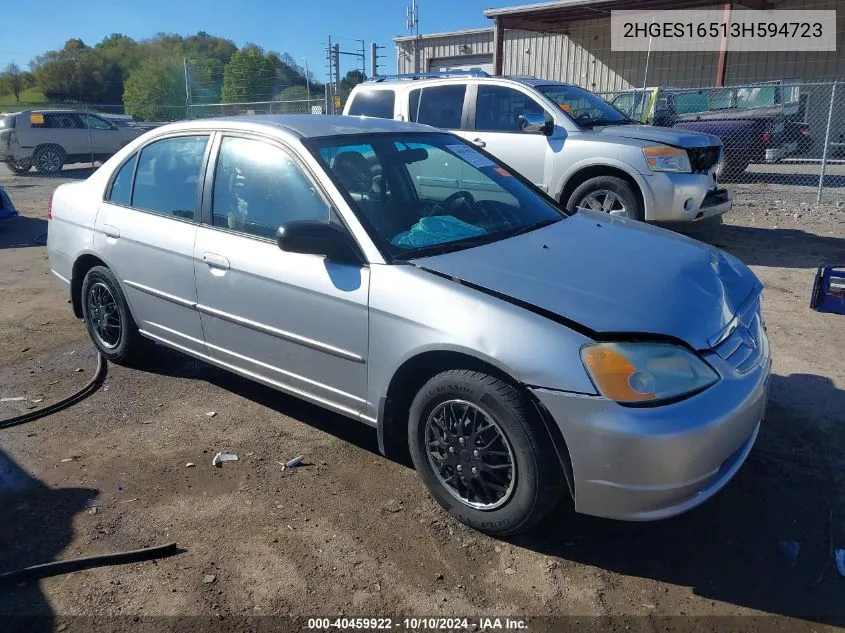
[7,160,32,175]
[34,146,66,175]
[567,175,643,221]
[408,370,565,536]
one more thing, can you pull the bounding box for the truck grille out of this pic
[712,298,766,373]
[687,146,722,173]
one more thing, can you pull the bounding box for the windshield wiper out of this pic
[500,217,560,239]
[588,118,631,127]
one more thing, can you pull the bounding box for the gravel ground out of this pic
[1,164,844,632]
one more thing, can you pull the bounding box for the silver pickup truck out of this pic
[344,73,731,223]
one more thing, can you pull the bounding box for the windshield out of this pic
[305,133,565,260]
[536,85,630,127]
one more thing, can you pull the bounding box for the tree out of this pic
[123,56,185,121]
[221,45,274,103]
[340,69,365,99]
[277,85,323,113]
[0,63,24,102]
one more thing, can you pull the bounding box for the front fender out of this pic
[366,264,597,421]
[552,156,650,202]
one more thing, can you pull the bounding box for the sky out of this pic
[1,0,516,80]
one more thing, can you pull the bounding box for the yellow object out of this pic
[582,346,655,402]
[30,113,44,125]
[334,95,342,109]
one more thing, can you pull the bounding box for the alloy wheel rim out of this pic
[40,151,60,171]
[86,282,121,349]
[424,399,516,511]
[581,189,629,217]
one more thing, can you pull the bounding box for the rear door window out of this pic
[408,85,467,129]
[131,135,209,220]
[347,90,396,119]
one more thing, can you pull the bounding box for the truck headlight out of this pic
[581,342,718,403]
[642,145,692,173]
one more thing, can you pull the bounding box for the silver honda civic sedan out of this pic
[47,115,771,535]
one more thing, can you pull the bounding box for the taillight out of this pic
[48,194,53,220]
[761,133,770,143]
[801,127,810,135]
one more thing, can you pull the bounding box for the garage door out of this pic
[429,55,494,75]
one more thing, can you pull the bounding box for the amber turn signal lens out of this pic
[582,346,656,402]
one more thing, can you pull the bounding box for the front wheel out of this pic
[81,266,149,365]
[408,370,565,535]
[567,175,643,221]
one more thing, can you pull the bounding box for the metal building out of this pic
[394,0,844,90]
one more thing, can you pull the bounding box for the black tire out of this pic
[6,160,32,175]
[408,370,565,536]
[80,266,149,365]
[34,145,66,175]
[566,175,643,221]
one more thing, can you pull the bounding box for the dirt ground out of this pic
[1,163,844,633]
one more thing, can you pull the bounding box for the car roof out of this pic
[156,114,436,139]
[358,76,577,90]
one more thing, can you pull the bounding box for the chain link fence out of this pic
[597,81,844,205]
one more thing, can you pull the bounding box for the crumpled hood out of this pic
[595,124,722,148]
[413,210,760,350]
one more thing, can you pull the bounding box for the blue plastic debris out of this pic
[0,186,18,220]
[810,266,845,316]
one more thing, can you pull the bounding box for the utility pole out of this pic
[407,0,419,72]
[333,43,341,106]
[302,57,311,111]
[183,58,191,118]
[371,42,378,78]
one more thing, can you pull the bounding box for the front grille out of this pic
[687,146,722,173]
[712,299,766,373]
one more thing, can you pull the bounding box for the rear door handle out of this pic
[472,138,486,148]
[202,252,230,270]
[103,224,120,239]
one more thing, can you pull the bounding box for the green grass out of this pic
[0,86,48,106]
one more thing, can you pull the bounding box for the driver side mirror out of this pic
[276,221,360,263]
[518,113,553,136]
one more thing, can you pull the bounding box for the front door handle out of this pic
[102,224,120,239]
[202,252,230,270]
[472,138,486,148]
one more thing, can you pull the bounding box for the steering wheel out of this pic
[441,190,476,212]
[573,112,594,125]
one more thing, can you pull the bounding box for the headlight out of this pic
[642,145,691,173]
[580,342,718,404]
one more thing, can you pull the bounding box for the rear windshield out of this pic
[348,90,396,119]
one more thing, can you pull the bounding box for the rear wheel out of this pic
[567,175,643,221]
[34,146,66,175]
[81,266,149,365]
[6,159,32,175]
[408,370,565,535]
